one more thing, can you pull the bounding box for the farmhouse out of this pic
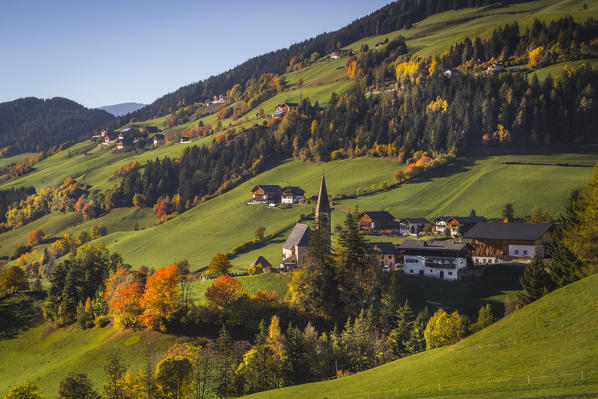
[116,137,133,151]
[280,176,331,269]
[435,215,487,236]
[368,242,401,271]
[153,133,165,146]
[399,239,473,281]
[487,61,505,73]
[103,131,118,145]
[464,222,553,264]
[443,68,459,77]
[251,185,282,204]
[281,186,305,204]
[400,217,431,235]
[359,211,396,232]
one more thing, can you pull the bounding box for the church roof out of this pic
[316,176,330,215]
[283,223,311,250]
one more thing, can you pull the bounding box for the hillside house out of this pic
[435,215,487,236]
[464,222,553,264]
[280,223,311,270]
[443,68,459,77]
[180,137,191,144]
[153,133,165,146]
[368,242,401,271]
[399,239,473,281]
[330,49,350,59]
[281,186,305,204]
[103,131,118,145]
[213,94,226,104]
[116,137,133,151]
[487,61,505,73]
[251,185,282,204]
[400,217,431,235]
[359,211,396,232]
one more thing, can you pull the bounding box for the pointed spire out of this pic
[316,175,330,215]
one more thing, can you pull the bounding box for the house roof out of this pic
[251,256,272,267]
[434,216,453,223]
[399,239,469,253]
[463,223,552,241]
[282,186,305,195]
[315,176,331,215]
[283,223,311,250]
[361,211,395,220]
[368,242,399,254]
[400,217,431,224]
[120,127,133,133]
[252,185,282,193]
[153,134,165,140]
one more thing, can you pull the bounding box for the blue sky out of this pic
[0,0,391,108]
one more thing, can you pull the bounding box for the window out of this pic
[523,250,528,256]
[515,249,520,255]
[448,272,453,276]
[488,259,492,264]
[410,269,414,273]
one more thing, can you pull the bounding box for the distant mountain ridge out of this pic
[0,97,114,155]
[98,102,146,117]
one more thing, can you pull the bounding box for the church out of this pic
[280,175,331,270]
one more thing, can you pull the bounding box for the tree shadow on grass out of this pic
[0,292,45,339]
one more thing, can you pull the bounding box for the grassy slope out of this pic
[0,324,175,397]
[246,273,598,399]
[529,58,598,81]
[347,0,598,58]
[101,157,402,271]
[338,152,598,220]
[189,273,290,305]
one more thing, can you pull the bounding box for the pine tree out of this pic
[406,307,429,354]
[517,257,554,305]
[388,302,415,358]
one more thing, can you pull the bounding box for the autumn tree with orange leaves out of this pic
[105,267,144,329]
[139,264,180,331]
[206,274,243,310]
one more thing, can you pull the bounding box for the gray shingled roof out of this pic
[368,242,399,254]
[399,239,469,252]
[283,223,311,250]
[463,223,552,241]
[451,216,487,224]
[361,211,395,220]
[250,256,272,267]
[252,185,282,193]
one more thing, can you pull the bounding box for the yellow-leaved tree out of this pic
[424,308,468,349]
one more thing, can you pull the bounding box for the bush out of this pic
[94,315,110,328]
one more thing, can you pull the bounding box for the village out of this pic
[247,177,554,281]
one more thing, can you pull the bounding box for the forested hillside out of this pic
[0,97,114,155]
[113,0,535,124]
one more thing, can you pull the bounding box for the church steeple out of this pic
[315,175,331,237]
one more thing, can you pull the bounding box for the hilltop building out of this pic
[280,175,330,269]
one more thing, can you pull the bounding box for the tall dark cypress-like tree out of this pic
[517,257,554,306]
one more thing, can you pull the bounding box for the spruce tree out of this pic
[388,302,415,358]
[517,257,554,305]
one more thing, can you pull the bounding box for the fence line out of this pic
[332,369,598,398]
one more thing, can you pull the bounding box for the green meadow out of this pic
[245,273,598,399]
[188,273,290,305]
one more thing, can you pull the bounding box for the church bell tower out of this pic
[315,175,331,239]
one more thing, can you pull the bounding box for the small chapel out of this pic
[280,175,331,270]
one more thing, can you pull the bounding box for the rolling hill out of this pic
[98,102,146,117]
[0,97,114,154]
[245,273,598,399]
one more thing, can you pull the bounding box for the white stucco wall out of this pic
[402,255,466,281]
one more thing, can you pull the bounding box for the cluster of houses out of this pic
[368,222,553,280]
[205,94,226,106]
[330,49,351,59]
[249,176,554,281]
[249,185,306,205]
[95,127,164,150]
[272,103,296,118]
